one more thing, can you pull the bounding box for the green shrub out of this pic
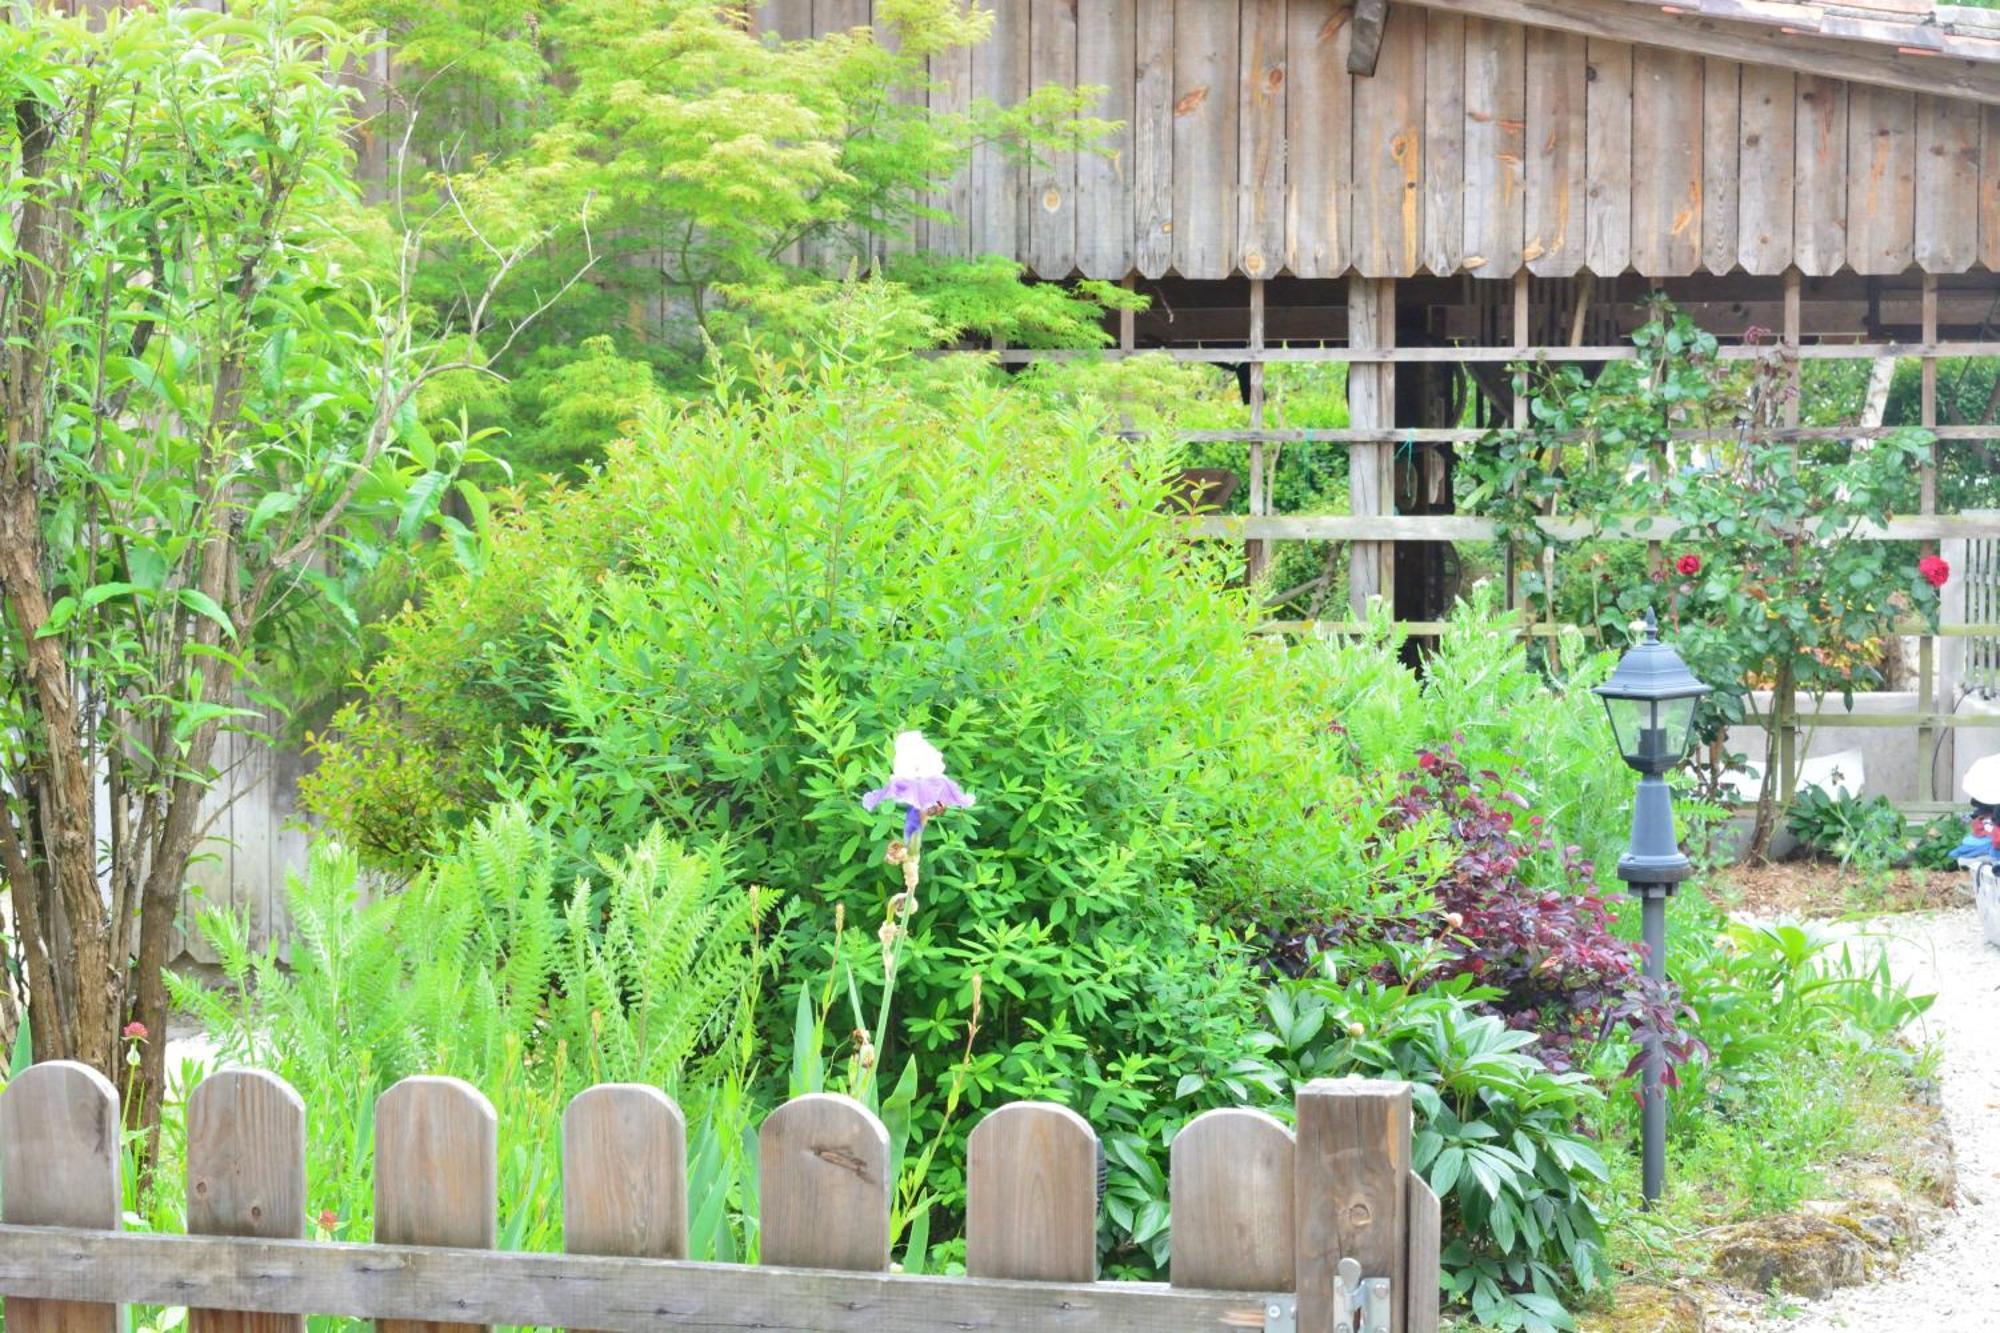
[1786,785,1908,869]
[1255,972,1609,1333]
[304,365,1436,1260]
[1908,813,1970,870]
[1312,592,1631,877]
[1662,901,1932,1138]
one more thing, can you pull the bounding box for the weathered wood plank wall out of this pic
[169,709,312,965]
[756,0,1998,280]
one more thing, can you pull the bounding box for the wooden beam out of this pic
[990,339,2000,364]
[1393,0,2000,104]
[1261,619,2000,639]
[1155,425,2000,444]
[0,1227,1278,1333]
[1349,0,1390,75]
[1194,513,2000,542]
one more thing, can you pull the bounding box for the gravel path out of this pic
[1716,906,2000,1331]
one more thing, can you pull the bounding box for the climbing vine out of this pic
[1460,300,1943,856]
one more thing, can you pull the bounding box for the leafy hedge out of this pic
[304,363,1440,1254]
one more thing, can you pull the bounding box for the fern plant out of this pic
[172,804,786,1266]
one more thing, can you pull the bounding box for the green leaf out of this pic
[397,471,449,540]
[1431,1146,1465,1197]
[36,597,77,638]
[82,581,147,610]
[176,589,237,638]
[246,491,300,539]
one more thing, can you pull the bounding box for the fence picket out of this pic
[965,1101,1097,1282]
[564,1085,686,1262]
[374,1076,497,1333]
[1407,1173,1443,1333]
[757,1093,889,1271]
[1295,1078,1412,1333]
[0,1061,121,1333]
[1169,1107,1294,1291]
[188,1069,307,1333]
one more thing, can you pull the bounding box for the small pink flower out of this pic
[317,1210,338,1231]
[121,1021,147,1042]
[1675,553,1702,577]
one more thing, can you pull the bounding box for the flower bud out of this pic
[1345,1022,1366,1039]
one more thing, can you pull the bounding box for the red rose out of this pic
[1674,553,1702,577]
[1920,554,1950,589]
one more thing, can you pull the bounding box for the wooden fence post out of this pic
[375,1076,497,1333]
[0,1061,121,1333]
[1294,1077,1414,1333]
[758,1093,889,1272]
[1170,1107,1294,1292]
[966,1102,1097,1282]
[187,1069,307,1333]
[564,1084,686,1262]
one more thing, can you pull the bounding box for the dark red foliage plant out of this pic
[1384,746,1701,1079]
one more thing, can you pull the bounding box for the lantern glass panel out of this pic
[1602,695,1651,767]
[1659,695,1700,763]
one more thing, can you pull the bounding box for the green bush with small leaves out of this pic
[305,363,1440,1264]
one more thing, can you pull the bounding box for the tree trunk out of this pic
[0,492,117,1079]
[1747,660,1794,862]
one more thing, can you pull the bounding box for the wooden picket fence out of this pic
[0,1063,1441,1333]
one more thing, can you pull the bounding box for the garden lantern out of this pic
[1595,609,1710,1207]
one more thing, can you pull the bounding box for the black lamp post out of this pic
[1594,609,1710,1207]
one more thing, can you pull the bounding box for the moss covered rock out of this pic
[1707,1214,1874,1299]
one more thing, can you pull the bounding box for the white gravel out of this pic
[1716,906,2000,1331]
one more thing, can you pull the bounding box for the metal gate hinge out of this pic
[1259,1259,1391,1333]
[1333,1257,1393,1333]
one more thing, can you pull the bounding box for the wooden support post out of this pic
[1921,273,1940,804]
[1248,278,1270,584]
[1349,278,1396,618]
[1295,1079,1413,1333]
[1507,270,1530,613]
[0,1062,121,1333]
[187,1070,307,1333]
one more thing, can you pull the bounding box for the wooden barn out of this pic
[755,0,2000,809]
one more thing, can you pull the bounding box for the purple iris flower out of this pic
[861,731,974,837]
